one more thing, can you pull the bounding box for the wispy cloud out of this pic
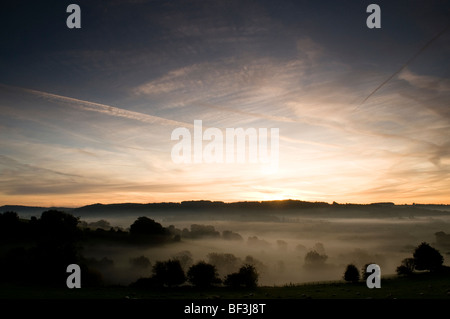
[398,68,450,93]
[0,84,191,128]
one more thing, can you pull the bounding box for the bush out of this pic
[304,250,328,268]
[413,242,444,272]
[207,253,240,275]
[129,217,166,236]
[152,259,186,287]
[396,258,415,276]
[187,261,221,288]
[172,251,193,272]
[0,212,21,239]
[224,264,258,288]
[343,264,360,283]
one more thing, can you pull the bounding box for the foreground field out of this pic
[1,272,450,300]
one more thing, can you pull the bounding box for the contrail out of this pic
[356,24,449,109]
[0,84,192,128]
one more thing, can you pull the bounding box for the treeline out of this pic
[0,210,248,287]
[0,210,90,286]
[0,210,246,246]
[79,218,244,244]
[0,211,172,286]
[131,259,259,290]
[70,199,450,212]
[3,200,449,223]
[66,200,450,220]
[73,200,331,215]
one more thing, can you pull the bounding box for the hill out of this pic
[2,200,450,221]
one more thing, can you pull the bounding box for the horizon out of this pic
[2,198,450,210]
[1,1,449,207]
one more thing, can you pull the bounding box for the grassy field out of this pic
[1,272,450,300]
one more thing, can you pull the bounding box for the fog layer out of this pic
[80,212,450,286]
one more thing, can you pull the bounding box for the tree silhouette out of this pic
[222,230,243,241]
[187,261,221,288]
[187,224,220,239]
[172,251,193,272]
[37,210,80,243]
[152,259,186,287]
[34,210,82,285]
[244,255,266,274]
[207,252,240,276]
[129,217,166,236]
[237,264,258,288]
[413,242,443,272]
[129,217,169,244]
[396,258,415,276]
[304,250,328,269]
[0,211,22,239]
[0,210,100,286]
[343,264,360,283]
[224,264,259,288]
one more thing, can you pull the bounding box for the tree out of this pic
[35,210,82,285]
[172,251,193,272]
[207,253,240,275]
[88,219,111,230]
[0,211,23,240]
[413,242,443,272]
[188,224,220,239]
[222,230,243,241]
[343,264,360,283]
[237,264,258,288]
[0,211,19,227]
[0,211,19,224]
[152,259,186,287]
[396,258,415,276]
[244,256,267,274]
[38,210,80,243]
[187,261,221,288]
[304,250,328,269]
[129,217,166,237]
[224,264,259,288]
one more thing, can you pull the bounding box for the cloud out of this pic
[0,84,191,128]
[0,155,86,196]
[0,155,81,179]
[398,68,450,92]
[0,153,195,196]
[296,36,323,62]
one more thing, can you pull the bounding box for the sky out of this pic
[0,0,449,207]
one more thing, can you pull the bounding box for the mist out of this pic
[79,210,450,286]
